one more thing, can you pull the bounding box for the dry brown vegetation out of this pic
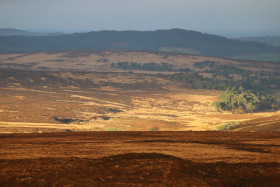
[0,50,278,73]
[1,50,280,186]
[0,50,279,133]
[227,111,280,132]
[0,70,277,133]
[1,131,280,186]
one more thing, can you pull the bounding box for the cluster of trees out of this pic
[194,61,251,77]
[111,62,174,71]
[212,87,274,113]
[194,61,220,69]
[237,73,280,91]
[170,71,280,95]
[170,72,233,90]
[193,61,280,90]
[171,72,276,113]
[110,60,279,92]
[111,61,194,73]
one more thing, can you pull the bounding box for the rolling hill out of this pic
[1,29,280,60]
[0,50,279,133]
[238,36,280,47]
[227,112,280,132]
[0,28,62,37]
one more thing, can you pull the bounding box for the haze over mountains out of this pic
[238,36,280,47]
[0,28,62,37]
[1,28,280,61]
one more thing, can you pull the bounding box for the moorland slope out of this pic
[0,50,279,132]
[1,131,280,186]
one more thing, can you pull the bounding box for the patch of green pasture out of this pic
[215,121,240,131]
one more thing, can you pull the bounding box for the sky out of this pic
[0,0,280,37]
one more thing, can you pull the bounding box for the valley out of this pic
[1,0,280,185]
[0,50,279,186]
[0,50,279,133]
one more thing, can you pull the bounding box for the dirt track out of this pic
[1,131,280,186]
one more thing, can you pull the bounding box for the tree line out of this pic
[193,61,280,91]
[111,62,174,71]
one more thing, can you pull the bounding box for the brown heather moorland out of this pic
[1,131,280,186]
[0,50,280,186]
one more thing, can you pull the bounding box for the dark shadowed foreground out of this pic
[1,131,280,186]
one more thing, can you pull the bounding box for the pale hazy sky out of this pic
[0,0,280,37]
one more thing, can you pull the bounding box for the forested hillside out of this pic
[1,29,280,59]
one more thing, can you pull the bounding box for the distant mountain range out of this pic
[0,28,63,37]
[238,36,280,47]
[0,28,279,60]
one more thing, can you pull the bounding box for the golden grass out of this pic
[0,51,279,132]
[0,51,278,73]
